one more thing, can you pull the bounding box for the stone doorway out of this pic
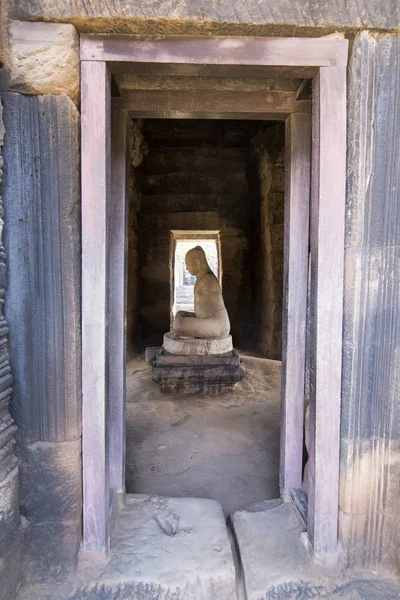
[128,119,285,354]
[80,35,347,560]
[171,233,221,319]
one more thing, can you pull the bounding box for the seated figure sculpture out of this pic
[150,245,244,392]
[172,246,230,339]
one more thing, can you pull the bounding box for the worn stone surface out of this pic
[232,500,320,600]
[345,32,400,250]
[1,91,82,583]
[0,528,24,600]
[8,21,80,104]
[339,439,400,571]
[156,349,241,366]
[247,123,285,359]
[0,469,23,600]
[163,332,233,355]
[74,494,236,600]
[153,362,245,394]
[333,579,400,599]
[18,440,82,524]
[340,31,400,573]
[8,0,400,32]
[24,520,81,584]
[2,92,81,444]
[15,441,82,583]
[16,582,76,600]
[0,467,20,554]
[126,120,145,357]
[232,500,342,600]
[118,74,302,94]
[0,1,7,65]
[0,96,22,600]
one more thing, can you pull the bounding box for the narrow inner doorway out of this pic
[172,234,220,317]
[124,118,291,516]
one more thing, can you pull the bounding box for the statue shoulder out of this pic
[197,272,220,292]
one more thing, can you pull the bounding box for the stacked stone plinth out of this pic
[149,333,244,394]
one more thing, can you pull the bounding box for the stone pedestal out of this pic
[148,335,244,394]
[163,332,233,355]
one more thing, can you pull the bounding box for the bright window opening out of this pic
[173,239,219,315]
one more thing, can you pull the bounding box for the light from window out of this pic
[173,240,218,315]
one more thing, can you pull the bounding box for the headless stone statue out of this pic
[172,246,231,339]
[151,246,243,391]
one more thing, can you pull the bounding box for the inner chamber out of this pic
[124,118,285,515]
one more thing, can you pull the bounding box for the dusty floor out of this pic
[125,353,281,516]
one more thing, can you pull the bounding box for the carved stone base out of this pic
[163,332,233,355]
[150,348,245,394]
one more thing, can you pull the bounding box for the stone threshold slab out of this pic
[231,499,340,599]
[75,493,237,599]
[230,499,400,599]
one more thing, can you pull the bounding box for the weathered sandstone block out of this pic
[25,520,81,583]
[232,500,328,599]
[1,91,82,582]
[2,92,81,443]
[340,30,400,572]
[163,332,233,355]
[18,440,82,524]
[0,532,23,600]
[0,97,22,600]
[8,0,400,31]
[8,21,79,104]
[16,440,82,582]
[75,494,236,600]
[0,468,20,555]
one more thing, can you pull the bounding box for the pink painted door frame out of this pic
[80,35,348,556]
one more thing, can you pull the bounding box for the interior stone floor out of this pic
[125,352,281,516]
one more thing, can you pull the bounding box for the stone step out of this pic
[231,499,343,599]
[75,494,237,600]
[230,497,400,600]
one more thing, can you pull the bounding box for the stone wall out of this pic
[126,120,146,356]
[133,120,255,349]
[7,21,79,104]
[339,31,400,574]
[8,0,400,33]
[0,21,82,583]
[1,90,82,582]
[0,95,22,600]
[247,123,285,360]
